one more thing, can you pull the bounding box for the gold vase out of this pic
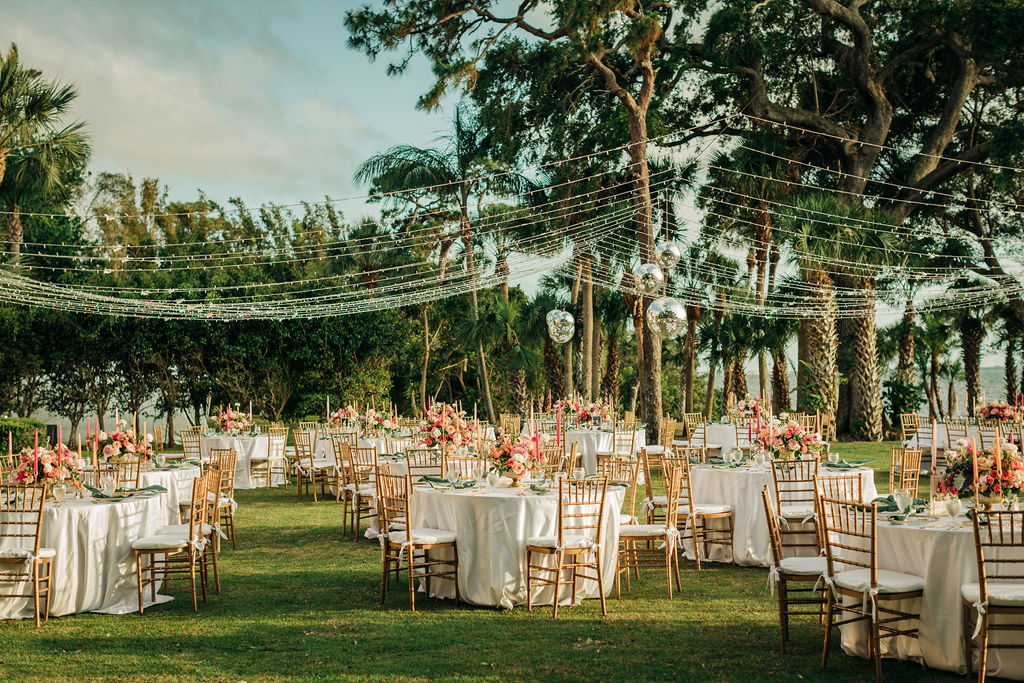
[509,475,522,488]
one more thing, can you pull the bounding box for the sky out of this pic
[3,0,455,217]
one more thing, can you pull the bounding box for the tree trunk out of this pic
[420,308,430,414]
[930,351,944,418]
[510,368,528,415]
[896,297,916,384]
[682,306,699,415]
[1005,341,1017,402]
[543,338,564,396]
[601,333,621,410]
[581,256,594,401]
[961,315,985,417]
[771,350,790,413]
[801,268,838,416]
[6,202,22,257]
[591,309,602,401]
[731,357,747,400]
[722,361,734,412]
[948,378,956,418]
[849,282,883,440]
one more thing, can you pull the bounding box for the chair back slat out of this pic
[819,497,877,581]
[973,511,1024,593]
[405,448,443,478]
[889,447,922,497]
[771,457,820,514]
[557,478,608,546]
[0,485,46,555]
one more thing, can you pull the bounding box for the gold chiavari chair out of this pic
[946,417,971,448]
[160,469,221,594]
[977,420,1004,450]
[526,477,610,618]
[377,464,459,611]
[331,437,353,513]
[681,412,719,452]
[538,420,559,436]
[732,414,756,452]
[397,417,419,429]
[760,485,827,654]
[133,475,210,613]
[91,461,119,489]
[209,449,238,549]
[294,430,332,502]
[386,436,415,454]
[253,424,269,434]
[0,484,53,626]
[540,440,566,474]
[617,464,682,599]
[660,453,734,570]
[771,457,820,554]
[152,426,164,460]
[251,426,287,488]
[961,510,1024,682]
[640,447,667,526]
[888,447,923,498]
[499,413,521,436]
[819,498,924,682]
[405,448,444,479]
[346,446,378,539]
[180,430,202,466]
[798,415,818,433]
[598,457,640,528]
[623,410,636,423]
[117,459,142,489]
[899,414,920,444]
[659,417,676,451]
[676,444,706,464]
[819,412,836,443]
[813,474,863,552]
[185,425,205,436]
[298,421,318,442]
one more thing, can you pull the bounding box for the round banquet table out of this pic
[408,483,625,609]
[0,491,177,618]
[560,429,646,475]
[839,515,1023,679]
[688,463,878,567]
[201,434,285,489]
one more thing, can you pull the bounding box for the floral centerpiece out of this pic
[96,420,154,462]
[361,408,400,437]
[937,440,1024,505]
[736,395,764,417]
[7,443,86,491]
[755,417,824,461]
[219,405,251,435]
[420,402,476,455]
[329,405,359,427]
[553,397,610,427]
[486,432,547,485]
[977,401,1018,422]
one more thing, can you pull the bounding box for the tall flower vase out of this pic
[509,474,522,488]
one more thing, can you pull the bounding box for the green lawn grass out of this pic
[0,441,956,682]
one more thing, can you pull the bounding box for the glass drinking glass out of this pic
[572,467,585,480]
[446,467,459,486]
[486,470,499,489]
[944,496,963,523]
[100,475,116,496]
[827,450,840,465]
[893,488,913,515]
[51,484,67,510]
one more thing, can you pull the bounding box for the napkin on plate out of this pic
[823,460,859,470]
[872,494,927,519]
[117,485,167,494]
[428,480,476,490]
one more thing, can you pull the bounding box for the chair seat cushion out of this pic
[647,495,668,507]
[779,504,816,519]
[671,439,689,447]
[779,556,827,576]
[131,535,188,551]
[0,547,56,561]
[387,528,456,545]
[249,455,269,462]
[345,484,375,495]
[644,446,665,455]
[961,582,1024,606]
[526,534,595,549]
[682,503,733,515]
[619,524,672,539]
[159,523,213,537]
[834,568,924,594]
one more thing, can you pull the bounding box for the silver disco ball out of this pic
[645,296,687,339]
[633,263,665,297]
[546,309,575,344]
[654,241,682,269]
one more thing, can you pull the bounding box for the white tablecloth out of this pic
[409,484,625,609]
[141,465,201,522]
[705,424,737,453]
[365,457,408,538]
[840,517,1023,679]
[0,492,177,618]
[201,434,285,489]
[689,464,878,567]
[561,429,646,475]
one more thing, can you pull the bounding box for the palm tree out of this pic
[459,293,537,415]
[941,360,964,418]
[917,312,952,418]
[520,291,566,400]
[354,105,530,422]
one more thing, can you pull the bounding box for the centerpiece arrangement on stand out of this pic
[218,404,252,436]
[486,431,547,487]
[734,394,765,418]
[95,420,154,462]
[977,400,1018,422]
[754,417,824,461]
[328,404,360,428]
[553,396,610,428]
[361,407,401,438]
[420,402,477,457]
[7,435,86,492]
[937,439,1024,510]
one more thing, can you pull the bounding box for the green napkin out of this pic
[180,458,201,466]
[872,495,927,516]
[966,509,989,525]
[417,475,448,484]
[712,462,744,469]
[428,480,476,490]
[823,460,858,470]
[84,484,131,500]
[705,458,726,465]
[530,482,549,493]
[116,485,167,494]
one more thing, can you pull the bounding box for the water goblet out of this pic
[51,484,67,510]
[944,496,963,524]
[893,488,913,516]
[445,467,459,487]
[827,450,840,466]
[486,469,499,489]
[100,475,116,496]
[572,467,585,480]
